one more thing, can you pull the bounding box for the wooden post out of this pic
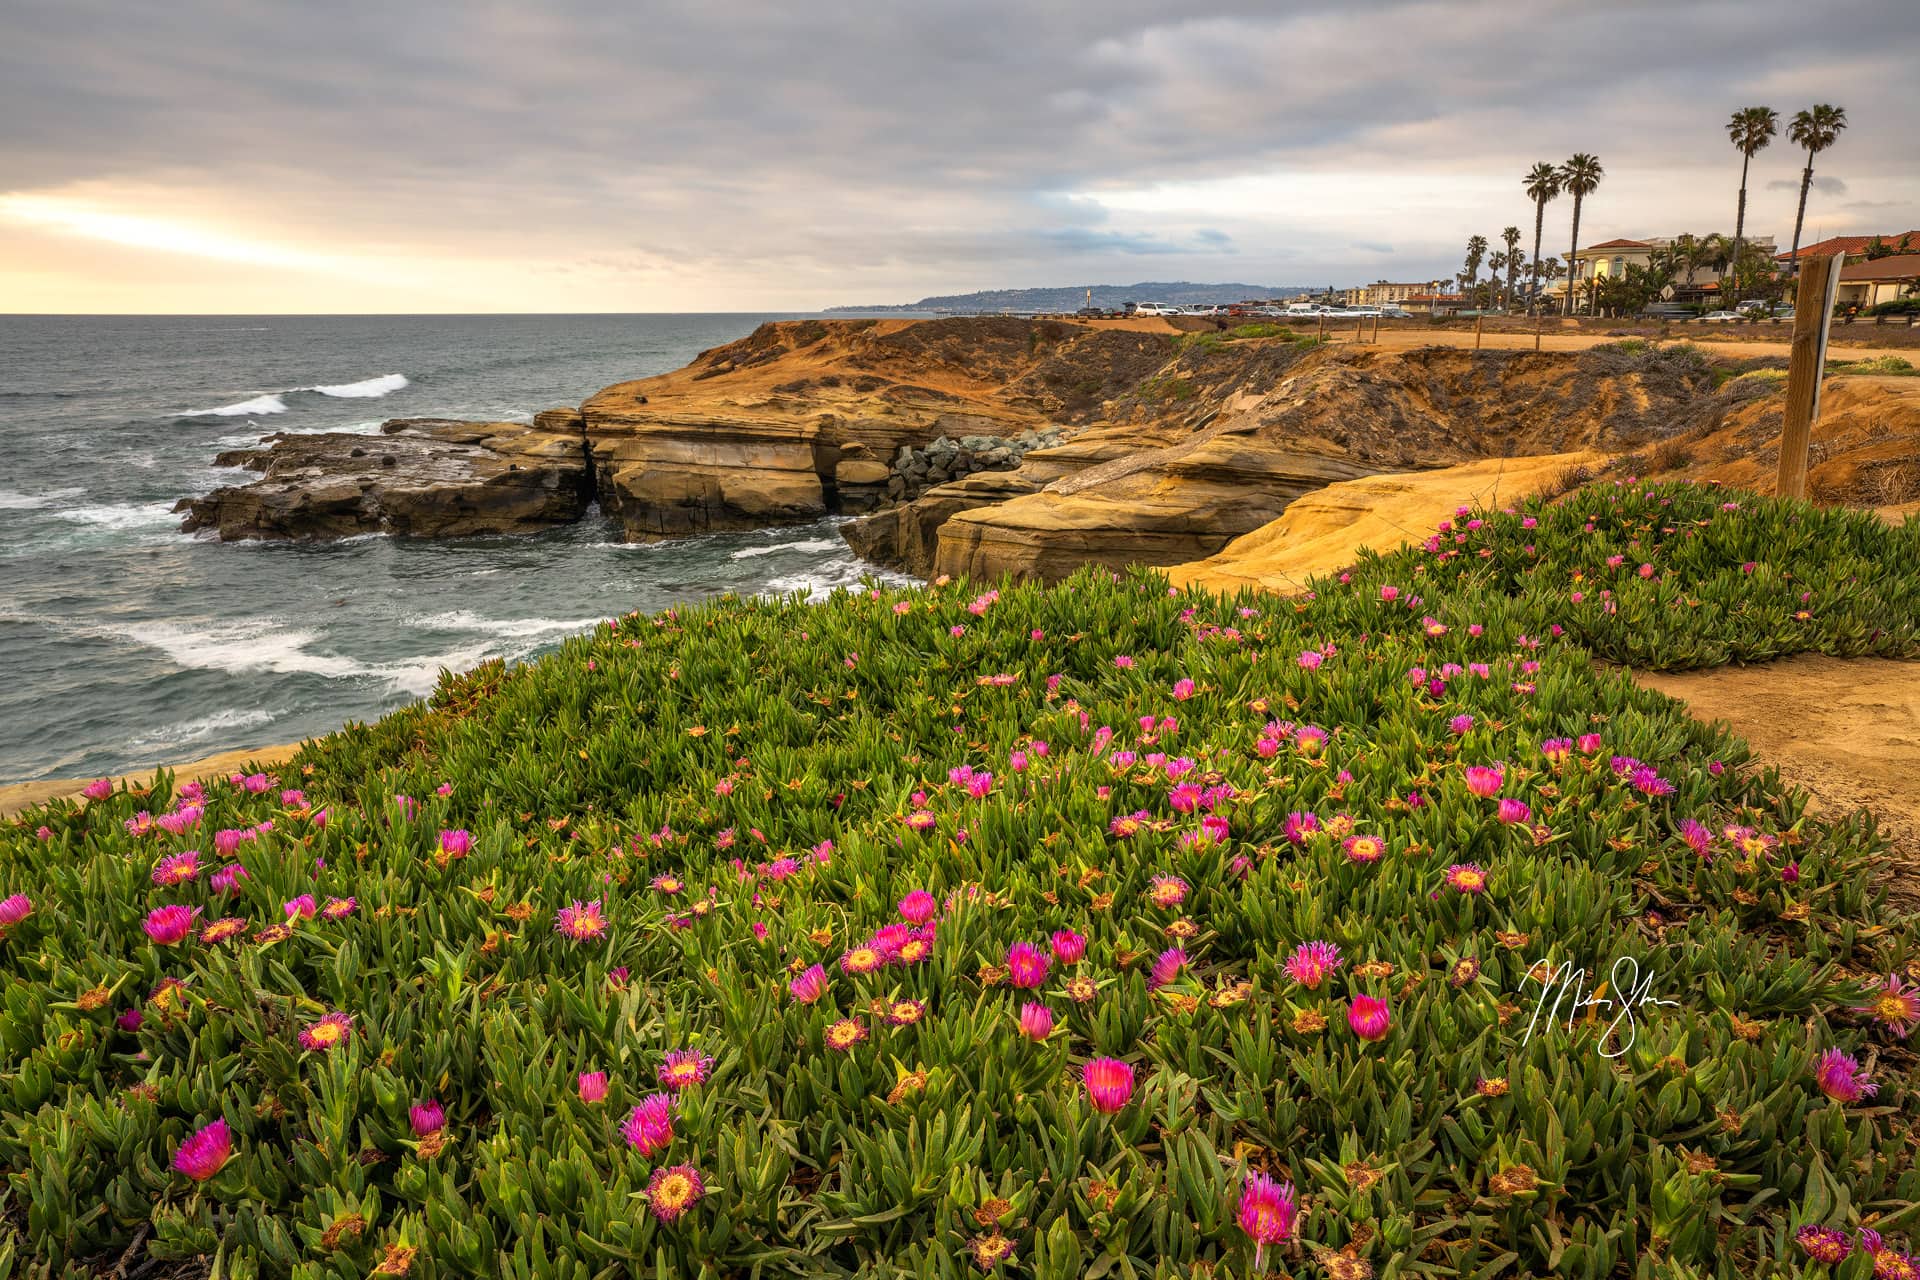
[1317,312,1326,343]
[1356,318,1364,344]
[1776,253,1843,500]
[1533,313,1542,352]
[1475,313,1484,349]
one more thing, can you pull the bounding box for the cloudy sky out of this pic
[3,0,1916,312]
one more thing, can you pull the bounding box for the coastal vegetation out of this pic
[3,481,1918,1276]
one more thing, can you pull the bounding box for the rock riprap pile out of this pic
[886,428,1064,501]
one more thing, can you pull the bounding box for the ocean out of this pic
[0,313,916,783]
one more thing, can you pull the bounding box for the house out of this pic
[1835,254,1920,309]
[1775,231,1920,267]
[1402,292,1465,314]
[1542,233,1776,306]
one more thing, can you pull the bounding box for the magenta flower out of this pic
[1172,678,1195,700]
[1342,834,1385,864]
[898,890,937,924]
[1677,819,1712,859]
[789,964,829,1003]
[0,894,32,928]
[1082,1057,1136,1113]
[171,1118,232,1181]
[1495,798,1531,825]
[623,1092,675,1157]
[1814,1048,1877,1103]
[1348,995,1392,1042]
[1463,765,1504,797]
[1237,1171,1299,1268]
[1149,946,1188,990]
[82,778,114,801]
[1577,733,1604,754]
[298,1010,353,1052]
[1861,974,1920,1039]
[1018,1003,1054,1041]
[1449,714,1474,735]
[645,1163,706,1223]
[1148,875,1189,909]
[658,1049,714,1091]
[578,1071,609,1103]
[210,862,249,894]
[554,900,609,941]
[320,897,356,921]
[1007,941,1051,989]
[1050,929,1086,964]
[1795,1225,1852,1263]
[150,851,202,887]
[1297,649,1324,671]
[143,905,199,946]
[1284,940,1342,990]
[439,829,472,858]
[409,1100,445,1136]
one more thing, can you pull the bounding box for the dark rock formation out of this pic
[176,415,592,541]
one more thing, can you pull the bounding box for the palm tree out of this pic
[1487,250,1508,309]
[1461,234,1488,303]
[1558,153,1604,315]
[1787,104,1848,269]
[1522,162,1562,314]
[1725,106,1778,292]
[1500,225,1523,310]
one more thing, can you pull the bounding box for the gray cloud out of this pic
[2,0,1916,306]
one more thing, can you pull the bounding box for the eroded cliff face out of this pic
[578,317,1176,539]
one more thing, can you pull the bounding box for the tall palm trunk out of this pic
[1563,195,1584,317]
[1730,152,1751,294]
[1789,156,1815,268]
[1528,199,1546,316]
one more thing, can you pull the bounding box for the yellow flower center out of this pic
[309,1022,342,1045]
[654,1174,692,1211]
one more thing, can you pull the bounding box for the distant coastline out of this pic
[826,280,1320,315]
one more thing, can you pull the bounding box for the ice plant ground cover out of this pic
[3,481,1920,1278]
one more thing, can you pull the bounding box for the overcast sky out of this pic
[3,0,1916,312]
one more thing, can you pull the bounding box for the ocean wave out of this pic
[110,620,371,680]
[730,538,843,560]
[51,501,181,531]
[182,373,407,418]
[0,486,86,511]
[126,707,276,751]
[407,610,603,639]
[761,555,917,599]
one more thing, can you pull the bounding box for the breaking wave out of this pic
[183,373,409,418]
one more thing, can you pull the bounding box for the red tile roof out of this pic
[1776,232,1920,261]
[1838,253,1920,282]
[1580,238,1652,252]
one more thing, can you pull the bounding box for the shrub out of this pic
[2,483,1916,1274]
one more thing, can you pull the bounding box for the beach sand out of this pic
[1,741,304,819]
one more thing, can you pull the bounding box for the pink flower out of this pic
[554,900,609,941]
[1444,864,1489,895]
[1342,834,1385,864]
[1463,765,1504,797]
[1297,649,1324,671]
[1496,798,1531,825]
[298,1010,354,1052]
[1007,941,1051,989]
[578,1071,609,1103]
[210,863,249,894]
[1050,929,1086,964]
[1082,1057,1136,1113]
[789,964,829,1003]
[623,1092,675,1156]
[658,1049,714,1091]
[1449,714,1474,736]
[645,1163,705,1223]
[1148,875,1189,909]
[171,1118,232,1181]
[1861,974,1920,1039]
[1284,940,1341,990]
[0,894,33,928]
[1018,1003,1054,1041]
[439,829,472,858]
[1380,585,1399,602]
[143,905,198,945]
[1237,1172,1299,1268]
[409,1100,446,1136]
[1815,1048,1876,1103]
[1149,946,1187,990]
[1348,995,1392,1041]
[1172,678,1195,701]
[283,894,316,921]
[1113,655,1134,669]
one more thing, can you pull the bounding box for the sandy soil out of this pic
[1631,657,1920,910]
[0,741,304,820]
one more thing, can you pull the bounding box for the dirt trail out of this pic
[0,742,303,820]
[1631,656,1920,910]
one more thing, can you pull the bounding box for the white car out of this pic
[1697,310,1744,323]
[1131,304,1178,316]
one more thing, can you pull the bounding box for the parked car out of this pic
[1697,310,1744,323]
[1379,306,1412,319]
[1131,304,1178,316]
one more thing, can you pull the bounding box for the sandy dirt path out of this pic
[1631,656,1920,910]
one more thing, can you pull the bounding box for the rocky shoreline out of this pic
[176,315,1766,581]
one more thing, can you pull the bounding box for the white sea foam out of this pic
[190,393,289,417]
[127,707,276,750]
[729,538,843,560]
[408,610,602,639]
[111,620,371,679]
[311,373,409,398]
[761,555,916,599]
[0,486,85,511]
[183,373,406,417]
[51,501,180,531]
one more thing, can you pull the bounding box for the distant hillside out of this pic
[826,281,1321,314]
